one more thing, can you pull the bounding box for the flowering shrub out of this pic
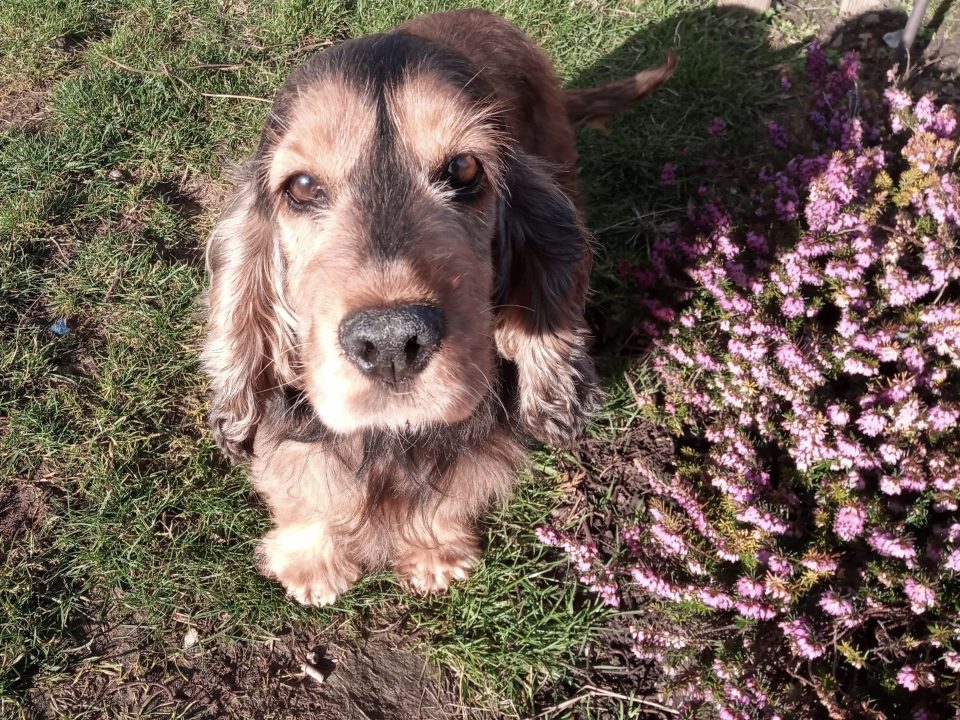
[542,45,960,718]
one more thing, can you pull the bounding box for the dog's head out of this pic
[204,31,594,460]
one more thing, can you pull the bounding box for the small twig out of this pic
[178,62,246,71]
[536,685,679,717]
[101,54,271,104]
[272,38,335,61]
[101,54,163,76]
[103,266,123,301]
[583,685,679,714]
[623,370,645,410]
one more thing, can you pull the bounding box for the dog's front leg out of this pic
[251,440,363,606]
[393,513,482,595]
[392,430,526,593]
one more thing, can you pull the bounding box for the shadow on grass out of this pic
[568,7,797,370]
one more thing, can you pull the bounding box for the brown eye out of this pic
[285,173,324,207]
[444,154,483,191]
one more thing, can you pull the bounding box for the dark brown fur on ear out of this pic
[495,152,604,448]
[202,168,297,462]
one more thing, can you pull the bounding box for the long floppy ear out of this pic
[495,152,604,447]
[201,166,297,462]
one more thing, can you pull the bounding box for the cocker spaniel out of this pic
[202,9,676,605]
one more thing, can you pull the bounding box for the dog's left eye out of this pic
[441,154,483,194]
[285,173,325,207]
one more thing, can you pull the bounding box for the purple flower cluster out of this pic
[535,526,621,607]
[778,618,825,659]
[540,44,960,718]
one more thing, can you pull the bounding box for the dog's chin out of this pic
[305,368,488,437]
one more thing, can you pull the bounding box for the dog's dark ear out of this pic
[201,167,297,462]
[494,152,603,447]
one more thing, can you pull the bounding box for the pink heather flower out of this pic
[800,556,838,574]
[760,551,794,576]
[621,524,642,557]
[630,565,687,602]
[736,601,777,621]
[660,162,678,186]
[650,522,689,557]
[928,404,959,431]
[819,590,854,617]
[893,398,923,431]
[826,404,850,426]
[718,707,749,720]
[779,618,824,659]
[904,578,936,614]
[736,506,790,535]
[736,577,765,599]
[833,504,867,541]
[868,529,917,562]
[536,526,621,607]
[708,116,727,136]
[837,316,860,338]
[843,356,877,376]
[698,587,734,610]
[593,581,621,608]
[884,87,912,111]
[945,549,960,572]
[880,475,903,495]
[943,651,960,672]
[855,410,888,437]
[767,120,789,149]
[879,443,904,465]
[897,665,933,691]
[630,627,689,662]
[781,295,806,318]
[780,74,792,91]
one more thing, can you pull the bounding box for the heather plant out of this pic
[540,45,960,718]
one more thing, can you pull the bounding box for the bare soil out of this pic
[0,481,48,549]
[0,87,49,133]
[24,613,458,720]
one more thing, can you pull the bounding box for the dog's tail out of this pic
[564,50,678,129]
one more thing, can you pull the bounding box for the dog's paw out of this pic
[396,546,480,595]
[257,527,360,607]
[520,357,604,448]
[279,573,348,606]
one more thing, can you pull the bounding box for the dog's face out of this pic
[261,39,509,434]
[204,31,600,459]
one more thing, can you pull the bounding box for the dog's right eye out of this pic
[439,154,484,200]
[285,173,325,208]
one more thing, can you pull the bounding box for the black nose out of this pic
[339,305,445,384]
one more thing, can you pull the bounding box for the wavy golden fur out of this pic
[202,9,676,604]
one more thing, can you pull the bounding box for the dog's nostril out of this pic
[360,340,378,364]
[339,305,445,385]
[404,337,421,365]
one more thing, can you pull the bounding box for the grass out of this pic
[0,0,801,717]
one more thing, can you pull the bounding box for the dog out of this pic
[202,9,676,605]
